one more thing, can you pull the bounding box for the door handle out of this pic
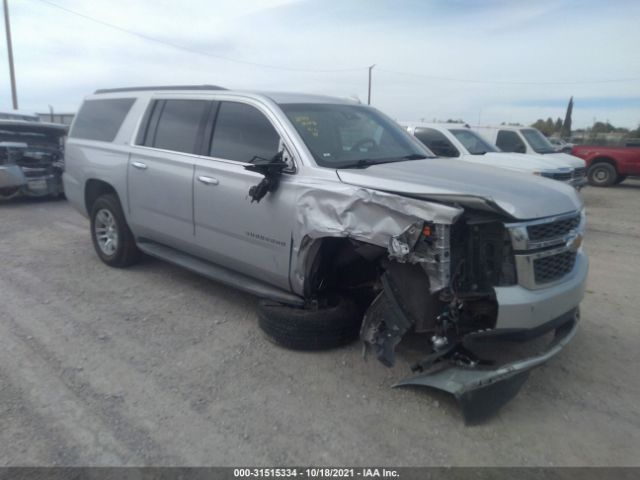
[132,161,147,170]
[197,175,219,185]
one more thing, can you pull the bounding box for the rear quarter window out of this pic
[70,98,135,142]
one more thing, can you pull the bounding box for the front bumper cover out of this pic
[394,309,579,424]
[0,165,62,197]
[0,164,27,190]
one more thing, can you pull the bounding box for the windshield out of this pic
[449,129,498,154]
[521,128,556,154]
[280,103,431,168]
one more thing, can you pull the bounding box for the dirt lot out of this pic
[0,180,639,467]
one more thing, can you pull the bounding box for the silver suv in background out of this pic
[64,86,588,422]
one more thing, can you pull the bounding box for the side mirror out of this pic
[244,151,288,203]
[515,144,526,153]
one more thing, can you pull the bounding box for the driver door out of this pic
[192,100,296,290]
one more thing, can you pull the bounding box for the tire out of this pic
[257,294,362,351]
[90,193,141,267]
[588,162,617,187]
[0,187,20,200]
[614,175,627,185]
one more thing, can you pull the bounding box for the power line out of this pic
[35,0,367,73]
[377,68,640,86]
[33,0,640,86]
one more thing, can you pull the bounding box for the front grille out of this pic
[22,168,48,178]
[534,251,577,284]
[573,167,586,178]
[542,171,572,181]
[527,214,581,241]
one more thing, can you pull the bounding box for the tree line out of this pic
[531,118,640,139]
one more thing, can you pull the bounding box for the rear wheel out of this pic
[90,194,140,267]
[588,163,617,187]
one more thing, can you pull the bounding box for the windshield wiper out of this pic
[339,154,428,169]
[339,159,380,169]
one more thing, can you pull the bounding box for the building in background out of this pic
[37,112,75,125]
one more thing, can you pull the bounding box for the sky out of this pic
[2,0,639,129]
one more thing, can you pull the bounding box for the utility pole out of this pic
[367,64,375,105]
[3,0,18,109]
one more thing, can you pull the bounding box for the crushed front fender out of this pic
[394,313,579,424]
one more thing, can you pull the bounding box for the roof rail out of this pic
[94,85,227,94]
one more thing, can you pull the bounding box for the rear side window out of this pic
[70,98,135,141]
[210,102,280,163]
[149,100,210,154]
[496,130,526,153]
[414,128,459,157]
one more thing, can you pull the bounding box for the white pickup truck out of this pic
[402,122,586,189]
[472,125,587,186]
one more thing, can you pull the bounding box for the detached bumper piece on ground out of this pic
[394,311,579,424]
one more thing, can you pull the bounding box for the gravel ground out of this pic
[0,180,639,466]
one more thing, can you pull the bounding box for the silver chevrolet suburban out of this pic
[64,86,588,422]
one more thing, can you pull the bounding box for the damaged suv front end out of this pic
[366,208,586,422]
[0,120,67,199]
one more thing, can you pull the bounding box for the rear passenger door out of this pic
[192,100,296,290]
[128,98,212,248]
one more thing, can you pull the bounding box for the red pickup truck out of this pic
[571,145,640,186]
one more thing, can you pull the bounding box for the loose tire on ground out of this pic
[257,294,362,351]
[90,193,141,267]
[588,162,617,187]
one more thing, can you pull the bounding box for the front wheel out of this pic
[0,187,20,200]
[587,163,617,187]
[90,194,141,267]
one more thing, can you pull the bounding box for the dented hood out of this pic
[336,158,582,220]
